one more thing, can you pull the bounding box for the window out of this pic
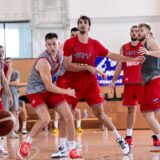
[0,22,32,58]
[0,24,4,47]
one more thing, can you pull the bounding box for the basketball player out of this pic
[18,33,82,159]
[0,59,13,155]
[70,27,79,37]
[3,57,21,138]
[61,15,144,155]
[110,25,143,145]
[137,23,160,147]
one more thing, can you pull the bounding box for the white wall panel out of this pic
[0,0,31,21]
[69,0,160,18]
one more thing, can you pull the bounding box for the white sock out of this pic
[126,128,133,136]
[22,121,27,130]
[113,128,121,139]
[54,121,59,129]
[60,137,67,149]
[76,120,81,128]
[25,135,33,144]
[68,140,75,151]
[156,134,160,140]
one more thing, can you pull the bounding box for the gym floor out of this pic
[1,129,160,160]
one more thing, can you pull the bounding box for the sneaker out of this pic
[9,131,19,138]
[52,128,59,134]
[51,146,68,158]
[116,137,130,155]
[17,142,31,159]
[22,129,28,135]
[69,149,82,159]
[76,127,84,133]
[125,136,133,145]
[0,145,8,155]
[152,135,160,146]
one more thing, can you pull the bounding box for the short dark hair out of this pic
[5,57,11,61]
[45,33,58,41]
[131,25,138,29]
[0,45,3,49]
[71,27,79,32]
[77,15,91,26]
[138,23,151,31]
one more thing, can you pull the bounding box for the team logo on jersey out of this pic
[32,99,36,104]
[153,98,160,104]
[73,52,91,60]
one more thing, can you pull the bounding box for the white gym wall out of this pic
[0,0,160,57]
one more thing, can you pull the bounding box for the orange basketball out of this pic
[0,110,15,136]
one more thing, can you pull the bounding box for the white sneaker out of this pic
[9,131,19,138]
[0,145,8,155]
[116,137,130,155]
[51,146,68,158]
[22,129,28,134]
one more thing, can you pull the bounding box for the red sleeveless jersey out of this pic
[122,42,142,84]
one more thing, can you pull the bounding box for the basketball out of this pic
[0,110,15,136]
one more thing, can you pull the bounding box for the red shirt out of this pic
[122,42,142,84]
[64,36,108,77]
[3,63,8,76]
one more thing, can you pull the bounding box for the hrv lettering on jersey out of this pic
[126,50,138,56]
[73,52,91,60]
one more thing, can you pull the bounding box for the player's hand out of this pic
[8,95,13,106]
[66,88,76,98]
[138,47,150,55]
[96,69,107,80]
[133,56,145,63]
[87,66,96,74]
[109,82,115,94]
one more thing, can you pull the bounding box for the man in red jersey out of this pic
[110,25,143,145]
[62,15,144,155]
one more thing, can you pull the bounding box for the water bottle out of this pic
[83,108,88,118]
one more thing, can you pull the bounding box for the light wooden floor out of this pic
[1,129,160,160]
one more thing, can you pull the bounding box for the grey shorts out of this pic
[2,87,19,112]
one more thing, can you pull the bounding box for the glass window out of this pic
[0,22,32,58]
[0,24,4,47]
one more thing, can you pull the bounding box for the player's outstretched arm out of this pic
[107,52,144,63]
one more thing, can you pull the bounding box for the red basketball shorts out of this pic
[141,77,160,112]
